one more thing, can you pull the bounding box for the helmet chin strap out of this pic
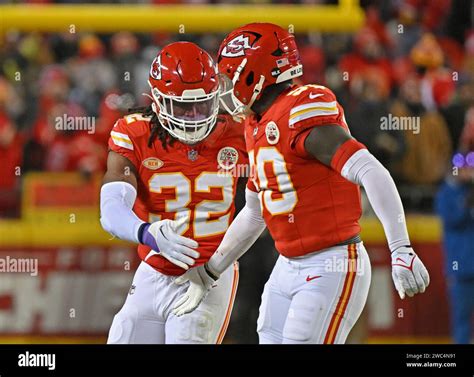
[248,75,265,109]
[228,58,265,113]
[230,58,266,110]
[232,58,248,85]
[218,60,249,119]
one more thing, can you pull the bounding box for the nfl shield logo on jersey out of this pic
[265,122,280,145]
[187,149,199,161]
[217,147,239,170]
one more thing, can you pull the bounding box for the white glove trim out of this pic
[391,247,430,299]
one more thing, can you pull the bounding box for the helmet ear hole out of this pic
[271,48,284,56]
[246,71,254,86]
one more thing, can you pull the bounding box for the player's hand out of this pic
[172,264,219,316]
[141,219,199,270]
[391,246,430,299]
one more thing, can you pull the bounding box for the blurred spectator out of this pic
[133,45,161,105]
[387,1,423,58]
[41,103,106,174]
[345,70,405,171]
[441,81,474,152]
[410,33,456,111]
[339,26,394,93]
[391,75,452,185]
[0,78,23,217]
[298,34,325,85]
[95,90,134,145]
[50,32,79,63]
[23,65,72,172]
[33,65,71,144]
[68,34,117,116]
[435,164,474,344]
[110,32,140,95]
[402,0,452,33]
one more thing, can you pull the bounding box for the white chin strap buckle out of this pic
[248,75,265,109]
[233,58,248,86]
[228,58,265,112]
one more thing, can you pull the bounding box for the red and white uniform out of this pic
[109,113,248,275]
[245,84,371,344]
[107,114,244,344]
[246,84,362,257]
[213,23,422,344]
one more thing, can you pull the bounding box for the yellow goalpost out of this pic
[0,0,364,34]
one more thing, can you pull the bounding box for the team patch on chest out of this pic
[217,147,239,170]
[142,157,164,170]
[265,121,280,145]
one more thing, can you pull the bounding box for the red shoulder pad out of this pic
[287,85,344,131]
[108,114,150,168]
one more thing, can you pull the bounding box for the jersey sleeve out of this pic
[288,85,347,158]
[108,118,140,168]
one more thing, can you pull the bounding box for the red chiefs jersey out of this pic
[246,84,362,257]
[108,113,248,275]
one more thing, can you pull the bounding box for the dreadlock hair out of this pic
[127,105,176,149]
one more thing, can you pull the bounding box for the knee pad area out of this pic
[107,307,138,344]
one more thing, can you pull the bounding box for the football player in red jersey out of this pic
[174,24,430,344]
[99,41,245,343]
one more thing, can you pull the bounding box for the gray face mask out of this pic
[217,73,250,122]
[150,83,220,144]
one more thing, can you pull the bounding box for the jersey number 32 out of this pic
[148,172,234,238]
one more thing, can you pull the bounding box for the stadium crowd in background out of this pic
[1,1,473,217]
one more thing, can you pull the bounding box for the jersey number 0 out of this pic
[249,147,298,215]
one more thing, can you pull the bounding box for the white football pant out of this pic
[257,242,371,344]
[107,261,239,344]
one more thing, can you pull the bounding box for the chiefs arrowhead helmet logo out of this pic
[150,55,162,80]
[221,34,258,58]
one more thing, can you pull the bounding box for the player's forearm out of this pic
[100,181,146,243]
[207,188,266,276]
[341,149,410,251]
